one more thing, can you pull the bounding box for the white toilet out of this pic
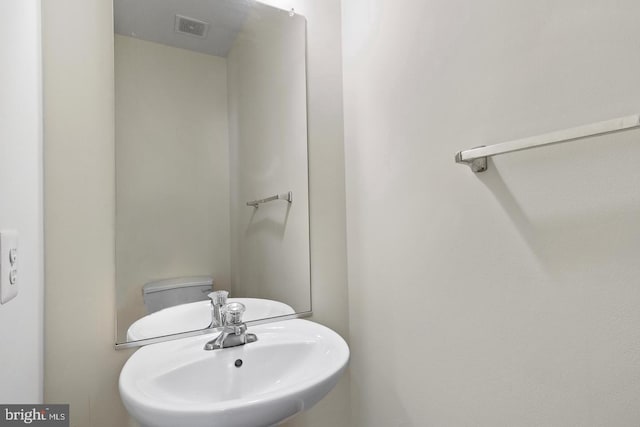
[142,276,214,314]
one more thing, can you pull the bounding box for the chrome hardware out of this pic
[455,114,640,173]
[204,302,258,350]
[207,290,228,328]
[455,147,487,173]
[246,191,292,208]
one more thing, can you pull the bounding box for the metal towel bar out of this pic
[246,191,293,208]
[455,114,640,173]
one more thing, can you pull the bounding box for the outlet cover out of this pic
[0,230,18,304]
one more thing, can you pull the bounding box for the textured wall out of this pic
[43,0,133,425]
[0,0,43,404]
[343,0,640,425]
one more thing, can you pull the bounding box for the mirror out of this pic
[114,0,310,345]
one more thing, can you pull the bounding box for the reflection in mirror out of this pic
[114,0,310,345]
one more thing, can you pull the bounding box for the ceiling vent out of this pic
[174,15,210,38]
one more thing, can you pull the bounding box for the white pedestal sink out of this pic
[119,319,349,427]
[126,298,295,341]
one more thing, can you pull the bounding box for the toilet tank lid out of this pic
[142,276,214,294]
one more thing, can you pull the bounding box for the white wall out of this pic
[43,0,134,425]
[0,0,43,403]
[44,0,348,426]
[227,7,310,312]
[343,0,640,425]
[115,35,230,341]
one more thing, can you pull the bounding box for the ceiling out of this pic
[114,0,254,57]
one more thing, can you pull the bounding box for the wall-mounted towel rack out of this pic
[455,114,640,173]
[246,191,293,208]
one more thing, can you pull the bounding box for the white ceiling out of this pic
[114,0,254,57]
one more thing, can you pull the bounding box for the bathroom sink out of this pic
[119,319,349,427]
[126,298,295,341]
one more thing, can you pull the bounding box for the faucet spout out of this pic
[207,290,229,328]
[204,302,258,350]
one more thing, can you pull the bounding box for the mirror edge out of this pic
[114,310,313,350]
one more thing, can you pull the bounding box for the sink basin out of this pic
[126,298,295,341]
[119,319,349,427]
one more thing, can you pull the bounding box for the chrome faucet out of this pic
[204,302,258,351]
[207,290,229,328]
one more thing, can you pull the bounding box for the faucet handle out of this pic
[223,302,246,326]
[208,290,229,306]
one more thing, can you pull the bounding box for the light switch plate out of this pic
[0,230,18,304]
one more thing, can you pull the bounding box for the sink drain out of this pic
[234,359,243,368]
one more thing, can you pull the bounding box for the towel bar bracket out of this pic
[455,148,487,173]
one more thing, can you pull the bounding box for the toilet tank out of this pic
[142,276,214,314]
